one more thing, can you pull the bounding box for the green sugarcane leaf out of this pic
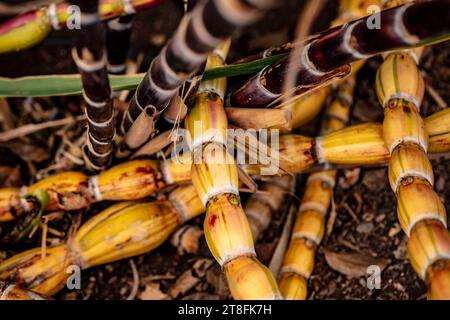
[0,54,287,97]
[16,190,50,242]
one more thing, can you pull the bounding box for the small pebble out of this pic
[362,212,375,222]
[436,176,445,192]
[356,222,374,234]
[388,224,402,237]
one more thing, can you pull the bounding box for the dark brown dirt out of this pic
[0,0,449,300]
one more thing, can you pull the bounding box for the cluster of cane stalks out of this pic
[0,183,204,295]
[0,0,449,301]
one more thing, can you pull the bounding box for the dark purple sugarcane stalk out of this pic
[230,0,450,108]
[71,0,114,171]
[121,0,279,138]
[106,14,134,75]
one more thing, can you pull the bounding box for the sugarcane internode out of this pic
[375,50,450,299]
[0,184,205,295]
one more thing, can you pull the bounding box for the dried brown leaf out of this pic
[139,282,169,300]
[169,269,200,298]
[323,249,390,278]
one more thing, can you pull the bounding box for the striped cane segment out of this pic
[71,0,115,171]
[122,0,278,144]
[376,50,450,299]
[279,77,355,300]
[0,185,205,296]
[106,14,134,76]
[230,1,450,109]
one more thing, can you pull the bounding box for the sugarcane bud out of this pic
[0,282,48,300]
[170,225,204,255]
[388,144,434,193]
[71,201,179,268]
[317,123,390,164]
[382,100,428,154]
[397,178,446,235]
[427,261,450,300]
[89,159,165,201]
[280,238,316,280]
[168,184,205,222]
[161,155,193,184]
[375,52,424,109]
[0,245,73,295]
[186,92,228,150]
[407,220,450,279]
[224,256,281,300]
[280,87,329,132]
[27,172,91,211]
[299,176,333,215]
[292,210,325,245]
[203,194,255,266]
[278,272,308,300]
[191,144,239,205]
[278,135,316,173]
[0,188,22,222]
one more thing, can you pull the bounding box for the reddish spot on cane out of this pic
[209,214,217,227]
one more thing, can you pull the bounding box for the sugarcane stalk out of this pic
[185,47,281,300]
[0,184,204,295]
[121,0,278,147]
[0,159,173,224]
[278,76,356,299]
[0,0,163,54]
[71,0,115,171]
[0,282,49,300]
[375,49,450,299]
[230,0,450,108]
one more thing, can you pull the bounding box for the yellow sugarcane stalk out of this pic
[375,49,450,299]
[279,76,356,299]
[0,158,190,223]
[186,43,281,300]
[0,184,204,296]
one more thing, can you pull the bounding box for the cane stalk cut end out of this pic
[0,244,73,295]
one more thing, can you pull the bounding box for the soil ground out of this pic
[0,0,449,300]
